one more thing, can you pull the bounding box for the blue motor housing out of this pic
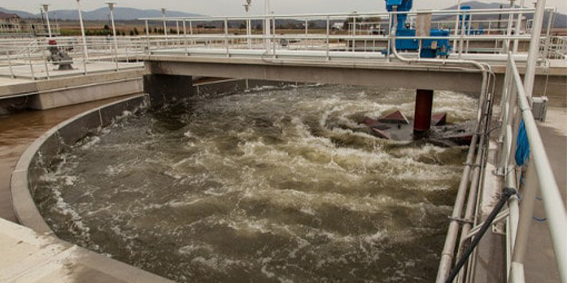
[383,0,452,58]
[395,29,451,58]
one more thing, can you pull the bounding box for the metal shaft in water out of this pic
[414,89,434,136]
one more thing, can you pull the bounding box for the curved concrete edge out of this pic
[10,94,150,234]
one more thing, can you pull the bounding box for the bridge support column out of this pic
[413,89,434,137]
[143,74,193,108]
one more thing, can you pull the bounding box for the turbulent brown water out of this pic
[34,85,477,282]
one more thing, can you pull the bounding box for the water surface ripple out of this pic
[35,85,476,282]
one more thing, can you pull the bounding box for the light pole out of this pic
[244,0,252,48]
[264,0,270,51]
[76,0,88,61]
[106,2,118,69]
[42,4,52,37]
[162,8,168,37]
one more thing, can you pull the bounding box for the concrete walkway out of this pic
[525,107,567,282]
[0,217,172,283]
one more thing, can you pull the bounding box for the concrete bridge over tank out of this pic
[142,54,567,99]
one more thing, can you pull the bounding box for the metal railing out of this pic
[0,36,144,80]
[494,52,567,283]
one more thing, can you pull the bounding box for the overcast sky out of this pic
[4,0,566,16]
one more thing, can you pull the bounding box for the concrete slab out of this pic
[0,217,173,283]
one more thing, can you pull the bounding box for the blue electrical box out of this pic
[383,0,452,58]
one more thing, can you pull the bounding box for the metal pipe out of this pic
[509,154,537,278]
[388,11,493,283]
[76,0,89,62]
[264,0,271,52]
[107,2,119,71]
[512,0,525,53]
[162,8,168,37]
[510,58,567,282]
[42,4,52,38]
[445,188,517,283]
[523,0,546,97]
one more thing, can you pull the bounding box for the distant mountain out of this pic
[0,6,201,21]
[442,1,567,28]
[45,7,202,21]
[0,7,36,18]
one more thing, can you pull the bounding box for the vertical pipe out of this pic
[162,8,168,37]
[176,21,181,47]
[542,9,555,60]
[453,0,462,47]
[42,5,52,38]
[459,11,466,58]
[183,20,188,55]
[264,0,271,52]
[27,47,36,80]
[513,0,525,53]
[145,20,150,53]
[523,0,546,97]
[7,51,15,78]
[413,89,434,136]
[108,3,119,71]
[326,16,330,60]
[510,158,538,275]
[76,0,89,63]
[505,0,517,51]
[224,18,229,57]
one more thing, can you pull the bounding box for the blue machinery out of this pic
[385,0,451,58]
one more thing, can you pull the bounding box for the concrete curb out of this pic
[10,94,149,234]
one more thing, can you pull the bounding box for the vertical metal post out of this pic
[305,19,308,35]
[264,0,271,52]
[27,47,36,80]
[7,51,15,78]
[387,13,392,62]
[353,16,357,52]
[162,8,168,37]
[107,2,119,71]
[224,18,229,57]
[513,0,525,53]
[176,21,181,47]
[326,16,330,60]
[145,20,150,53]
[505,0,516,51]
[542,9,555,60]
[510,157,538,276]
[183,20,188,55]
[42,4,52,38]
[459,11,466,58]
[523,0,546,97]
[43,50,50,79]
[76,0,89,63]
[453,0,462,47]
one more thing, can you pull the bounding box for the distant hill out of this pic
[0,7,36,18]
[0,6,202,21]
[45,7,202,21]
[442,1,567,28]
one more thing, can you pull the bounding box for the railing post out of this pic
[7,51,15,78]
[145,20,150,54]
[326,16,330,60]
[459,11,466,58]
[523,0,546,97]
[542,9,555,60]
[27,46,36,80]
[509,155,538,282]
[224,18,229,57]
[183,20,188,56]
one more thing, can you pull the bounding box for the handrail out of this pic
[504,52,567,283]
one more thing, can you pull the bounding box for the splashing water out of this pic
[34,85,476,282]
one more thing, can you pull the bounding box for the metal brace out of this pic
[448,216,474,225]
[463,162,481,168]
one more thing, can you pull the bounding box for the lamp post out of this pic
[42,4,52,37]
[162,8,168,37]
[264,0,270,51]
[106,2,118,69]
[244,0,252,48]
[76,0,88,62]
